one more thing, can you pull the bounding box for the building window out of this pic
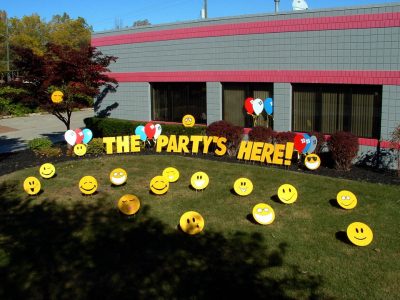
[222,83,273,127]
[292,84,382,138]
[151,82,207,124]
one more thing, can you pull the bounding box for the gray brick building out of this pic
[92,2,400,166]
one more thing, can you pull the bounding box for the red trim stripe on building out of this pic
[108,70,400,85]
[92,12,400,47]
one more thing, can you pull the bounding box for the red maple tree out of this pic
[12,43,118,129]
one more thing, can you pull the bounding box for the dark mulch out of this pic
[0,146,399,185]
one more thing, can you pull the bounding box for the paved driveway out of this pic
[0,109,94,153]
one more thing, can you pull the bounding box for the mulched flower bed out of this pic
[0,146,399,185]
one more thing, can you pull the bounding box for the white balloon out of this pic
[252,98,264,116]
[154,124,162,140]
[64,130,77,146]
[307,135,318,154]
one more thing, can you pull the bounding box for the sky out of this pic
[1,0,397,32]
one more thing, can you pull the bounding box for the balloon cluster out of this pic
[135,123,162,142]
[64,128,93,146]
[244,97,273,116]
[294,133,318,154]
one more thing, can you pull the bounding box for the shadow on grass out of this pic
[0,181,324,299]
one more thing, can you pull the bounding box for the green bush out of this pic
[27,137,53,151]
[86,138,105,155]
[84,117,205,138]
[84,117,134,137]
[0,98,33,116]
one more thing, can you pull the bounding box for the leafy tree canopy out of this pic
[4,12,91,58]
[133,19,151,27]
[12,43,118,129]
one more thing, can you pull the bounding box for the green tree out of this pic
[9,14,49,56]
[133,19,151,27]
[8,13,91,58]
[0,10,8,72]
[48,13,91,49]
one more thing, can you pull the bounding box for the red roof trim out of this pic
[108,70,400,85]
[92,12,400,47]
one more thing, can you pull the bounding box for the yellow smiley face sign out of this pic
[150,175,169,195]
[162,167,180,183]
[304,154,321,170]
[39,163,56,179]
[179,211,205,235]
[79,176,98,195]
[190,171,209,190]
[233,177,253,196]
[337,190,357,209]
[110,168,127,186]
[74,144,87,156]
[51,90,64,103]
[23,176,41,195]
[182,114,195,127]
[252,203,275,225]
[118,194,140,215]
[277,184,298,204]
[346,222,373,246]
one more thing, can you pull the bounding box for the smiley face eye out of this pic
[356,228,359,233]
[289,188,292,193]
[264,208,269,212]
[192,217,195,222]
[282,189,285,193]
[119,172,123,176]
[187,218,190,224]
[361,228,364,233]
[257,208,262,213]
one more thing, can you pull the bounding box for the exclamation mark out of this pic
[284,142,294,165]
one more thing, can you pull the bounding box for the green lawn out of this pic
[1,154,399,299]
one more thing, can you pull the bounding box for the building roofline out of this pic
[93,2,400,35]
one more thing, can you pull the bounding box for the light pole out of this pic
[274,0,280,13]
[0,12,10,74]
[5,13,9,72]
[203,0,208,19]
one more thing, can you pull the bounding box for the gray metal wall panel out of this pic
[98,27,400,73]
[95,83,150,121]
[273,83,292,132]
[206,82,222,125]
[381,85,400,140]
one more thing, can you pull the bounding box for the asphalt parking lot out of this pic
[0,109,94,153]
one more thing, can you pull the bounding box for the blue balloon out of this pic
[82,128,93,144]
[302,133,312,154]
[307,135,318,154]
[135,125,147,141]
[264,97,273,115]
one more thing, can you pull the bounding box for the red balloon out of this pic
[75,128,84,144]
[294,134,307,153]
[144,122,156,139]
[244,97,254,114]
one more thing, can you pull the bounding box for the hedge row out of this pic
[84,117,206,138]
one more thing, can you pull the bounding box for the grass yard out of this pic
[0,154,399,299]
